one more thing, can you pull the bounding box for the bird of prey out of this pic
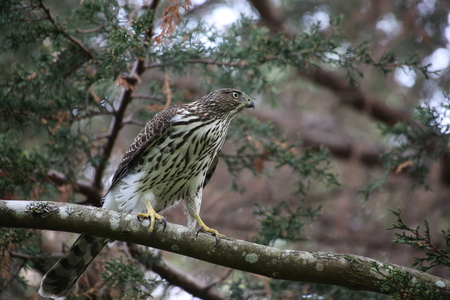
[39,88,255,299]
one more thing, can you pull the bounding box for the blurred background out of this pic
[1,0,450,299]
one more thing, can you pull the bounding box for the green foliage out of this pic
[0,0,421,203]
[226,115,340,195]
[1,0,445,299]
[0,228,40,292]
[344,255,443,300]
[359,101,450,199]
[372,263,442,300]
[0,0,148,199]
[101,258,161,299]
[0,134,48,198]
[133,249,160,270]
[387,208,450,273]
[381,103,450,187]
[154,16,430,91]
[252,201,320,245]
[227,277,246,300]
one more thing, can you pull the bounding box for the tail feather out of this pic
[39,234,108,299]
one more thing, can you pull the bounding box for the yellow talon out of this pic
[137,200,166,232]
[194,214,225,237]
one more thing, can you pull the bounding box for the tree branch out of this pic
[299,69,413,126]
[248,0,450,187]
[146,59,248,69]
[46,171,103,206]
[249,0,287,34]
[248,0,413,127]
[1,200,449,298]
[92,0,161,190]
[127,243,228,300]
[151,255,228,300]
[36,0,94,59]
[251,111,385,167]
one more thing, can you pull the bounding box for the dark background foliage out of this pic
[1,0,450,299]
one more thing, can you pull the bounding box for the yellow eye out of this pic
[232,92,240,99]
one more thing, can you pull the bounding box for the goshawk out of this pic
[39,88,254,299]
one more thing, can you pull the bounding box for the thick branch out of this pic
[1,200,449,298]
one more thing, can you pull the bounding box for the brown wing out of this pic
[109,105,180,189]
[203,153,219,188]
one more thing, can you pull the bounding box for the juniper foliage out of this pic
[0,1,442,299]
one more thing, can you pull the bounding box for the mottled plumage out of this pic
[39,88,254,299]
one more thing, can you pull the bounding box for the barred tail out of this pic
[39,235,108,299]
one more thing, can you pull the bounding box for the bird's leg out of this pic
[194,214,225,237]
[137,199,166,232]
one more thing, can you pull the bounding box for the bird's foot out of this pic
[193,214,226,244]
[137,211,166,233]
[196,225,226,245]
[196,224,225,237]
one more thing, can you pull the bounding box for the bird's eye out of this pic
[232,92,240,99]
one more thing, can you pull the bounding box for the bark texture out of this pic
[1,200,449,298]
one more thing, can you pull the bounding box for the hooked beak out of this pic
[246,98,255,110]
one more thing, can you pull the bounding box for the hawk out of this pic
[39,88,255,299]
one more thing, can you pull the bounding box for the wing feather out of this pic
[109,105,179,189]
[203,153,219,188]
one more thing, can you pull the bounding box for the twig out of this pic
[411,230,450,262]
[77,24,105,34]
[10,251,34,260]
[247,0,413,127]
[146,59,249,69]
[122,104,155,123]
[132,94,165,101]
[92,0,161,188]
[10,5,40,11]
[67,110,115,123]
[122,119,147,127]
[92,132,111,141]
[46,171,103,206]
[36,0,95,59]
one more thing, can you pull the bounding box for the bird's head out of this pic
[197,88,255,116]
